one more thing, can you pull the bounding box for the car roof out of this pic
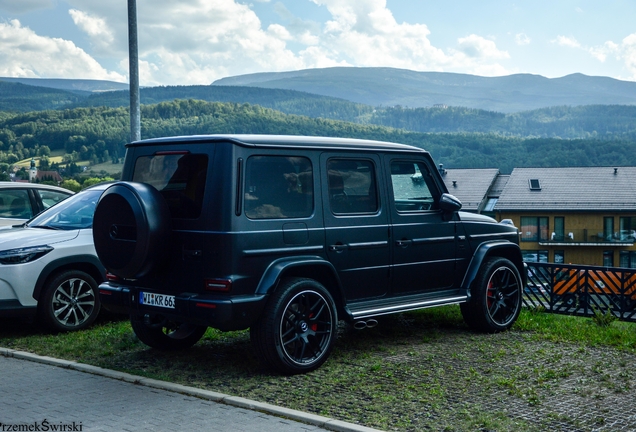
[127,134,428,154]
[0,182,73,194]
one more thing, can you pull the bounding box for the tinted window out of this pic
[29,189,101,230]
[390,161,437,212]
[38,190,71,210]
[327,159,378,214]
[0,189,31,219]
[245,156,313,219]
[133,154,208,219]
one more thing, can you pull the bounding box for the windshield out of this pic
[27,189,103,230]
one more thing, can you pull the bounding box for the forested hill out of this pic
[0,81,84,112]
[368,105,636,139]
[2,80,636,140]
[1,99,635,174]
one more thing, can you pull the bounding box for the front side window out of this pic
[328,159,378,214]
[390,161,437,212]
[520,216,549,242]
[38,190,70,210]
[244,156,313,219]
[133,153,208,219]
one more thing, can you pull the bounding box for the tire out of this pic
[93,182,171,279]
[130,314,207,351]
[39,270,101,332]
[251,278,338,374]
[460,257,522,332]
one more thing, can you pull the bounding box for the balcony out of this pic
[525,229,636,246]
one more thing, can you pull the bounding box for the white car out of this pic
[0,183,108,331]
[0,182,73,227]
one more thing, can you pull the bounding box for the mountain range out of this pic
[212,67,636,113]
[4,67,636,113]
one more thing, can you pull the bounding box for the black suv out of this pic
[93,134,525,374]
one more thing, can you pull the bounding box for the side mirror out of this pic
[439,193,462,214]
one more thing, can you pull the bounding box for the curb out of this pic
[0,347,383,432]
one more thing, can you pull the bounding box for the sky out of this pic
[0,0,635,87]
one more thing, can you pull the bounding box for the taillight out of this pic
[106,272,120,281]
[204,278,232,292]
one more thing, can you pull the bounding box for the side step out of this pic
[348,295,468,320]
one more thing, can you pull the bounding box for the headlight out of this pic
[0,245,54,264]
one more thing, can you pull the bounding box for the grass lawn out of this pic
[2,307,636,431]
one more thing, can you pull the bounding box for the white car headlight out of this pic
[0,245,54,264]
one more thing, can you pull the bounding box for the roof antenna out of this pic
[614,168,618,175]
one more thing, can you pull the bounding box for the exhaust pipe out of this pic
[353,319,378,330]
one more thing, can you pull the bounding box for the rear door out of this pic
[321,153,390,300]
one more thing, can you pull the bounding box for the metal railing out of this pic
[524,262,636,321]
[523,229,636,245]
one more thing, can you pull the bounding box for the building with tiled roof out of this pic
[494,167,636,267]
[440,168,500,212]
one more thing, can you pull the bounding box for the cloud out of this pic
[554,35,581,48]
[456,35,509,59]
[0,19,125,81]
[515,33,530,46]
[619,34,636,80]
[0,0,53,14]
[307,0,510,75]
[67,0,310,85]
[68,9,115,54]
[4,0,513,85]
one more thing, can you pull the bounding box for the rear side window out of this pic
[0,189,31,219]
[133,153,208,219]
[244,156,313,219]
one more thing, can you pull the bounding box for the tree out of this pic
[38,145,51,157]
[60,179,81,192]
[38,156,50,171]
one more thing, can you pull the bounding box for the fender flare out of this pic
[460,240,525,298]
[32,254,106,301]
[255,255,345,300]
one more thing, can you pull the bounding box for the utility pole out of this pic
[128,0,141,142]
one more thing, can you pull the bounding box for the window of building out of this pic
[554,250,565,264]
[603,251,614,267]
[619,217,636,241]
[483,198,498,212]
[520,216,549,242]
[328,159,378,214]
[244,156,313,219]
[604,217,614,241]
[620,251,636,269]
[528,179,541,191]
[553,217,564,241]
[522,250,548,263]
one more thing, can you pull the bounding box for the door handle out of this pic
[329,243,348,253]
[396,239,412,248]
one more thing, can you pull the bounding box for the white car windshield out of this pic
[27,189,103,230]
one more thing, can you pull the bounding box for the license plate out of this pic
[140,291,175,309]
